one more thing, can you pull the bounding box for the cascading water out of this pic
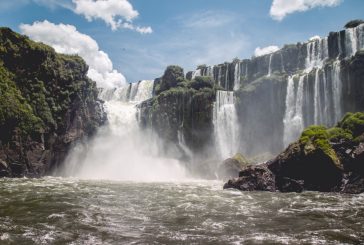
[213,90,239,159]
[332,60,342,123]
[225,66,229,89]
[280,52,285,73]
[62,81,188,181]
[313,68,322,125]
[233,62,241,90]
[267,53,273,77]
[283,75,305,146]
[344,24,364,57]
[192,69,201,79]
[305,37,328,70]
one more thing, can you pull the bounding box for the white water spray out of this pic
[62,81,188,181]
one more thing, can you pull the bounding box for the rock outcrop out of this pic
[224,112,364,194]
[0,28,105,177]
[217,153,251,180]
[139,66,216,163]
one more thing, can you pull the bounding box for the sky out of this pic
[1,0,364,87]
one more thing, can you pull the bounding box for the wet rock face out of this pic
[0,28,106,177]
[268,142,343,192]
[223,164,276,192]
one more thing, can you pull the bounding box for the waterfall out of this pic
[233,62,241,90]
[313,68,322,125]
[322,70,329,126]
[177,129,193,160]
[345,24,364,57]
[129,82,139,101]
[225,66,229,89]
[63,80,188,181]
[280,52,285,73]
[192,69,201,79]
[133,80,154,102]
[305,37,328,70]
[283,75,305,146]
[332,60,342,123]
[268,53,273,77]
[213,91,238,159]
[218,67,222,87]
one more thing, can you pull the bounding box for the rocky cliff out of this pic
[0,28,105,177]
[187,21,364,158]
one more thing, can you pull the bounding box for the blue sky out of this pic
[1,0,364,85]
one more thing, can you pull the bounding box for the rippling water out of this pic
[0,178,363,244]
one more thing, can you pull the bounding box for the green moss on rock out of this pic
[299,125,340,167]
[338,112,364,138]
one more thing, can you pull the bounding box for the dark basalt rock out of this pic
[223,164,276,192]
[0,27,105,178]
[268,142,343,192]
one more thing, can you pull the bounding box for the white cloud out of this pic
[270,0,342,21]
[20,20,126,89]
[180,10,237,29]
[254,46,280,57]
[72,0,152,33]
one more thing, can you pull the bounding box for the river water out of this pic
[0,178,363,244]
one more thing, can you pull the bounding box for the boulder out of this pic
[268,142,343,192]
[217,153,250,180]
[223,164,276,192]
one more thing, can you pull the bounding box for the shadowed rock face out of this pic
[0,28,106,177]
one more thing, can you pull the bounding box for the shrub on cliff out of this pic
[189,76,213,90]
[155,65,185,95]
[0,65,42,141]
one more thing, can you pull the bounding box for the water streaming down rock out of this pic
[233,61,241,90]
[332,60,342,123]
[62,80,188,181]
[345,24,364,57]
[305,37,329,70]
[192,69,202,79]
[267,54,273,77]
[283,75,305,146]
[213,91,239,159]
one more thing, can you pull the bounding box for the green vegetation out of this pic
[299,125,339,165]
[0,27,99,143]
[326,127,353,142]
[189,76,213,90]
[337,112,364,138]
[0,65,41,140]
[298,112,364,165]
[155,65,185,95]
[344,19,364,29]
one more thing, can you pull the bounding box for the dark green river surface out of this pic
[0,177,363,244]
